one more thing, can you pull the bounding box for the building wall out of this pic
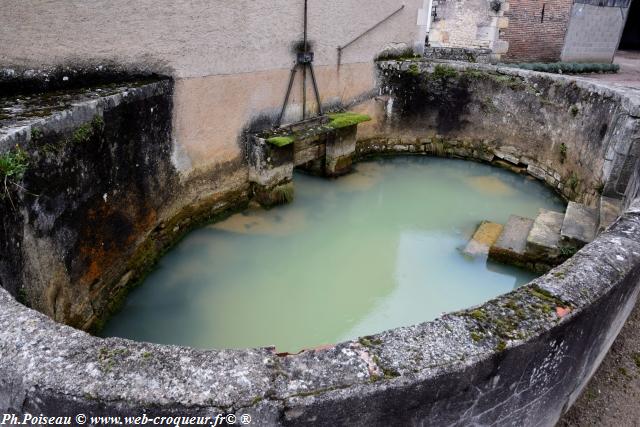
[0,0,425,178]
[502,0,574,62]
[428,0,510,55]
[561,0,631,62]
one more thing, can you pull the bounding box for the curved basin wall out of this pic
[367,61,640,207]
[0,75,249,331]
[0,64,639,426]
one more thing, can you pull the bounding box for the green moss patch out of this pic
[327,112,371,130]
[461,284,571,349]
[266,135,296,147]
[71,115,104,144]
[263,112,371,147]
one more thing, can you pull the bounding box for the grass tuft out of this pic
[0,146,29,181]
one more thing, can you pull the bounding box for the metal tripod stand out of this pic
[275,0,324,128]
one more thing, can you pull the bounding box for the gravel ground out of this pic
[577,50,640,90]
[558,296,640,427]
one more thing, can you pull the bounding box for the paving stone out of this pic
[561,201,598,248]
[526,209,565,258]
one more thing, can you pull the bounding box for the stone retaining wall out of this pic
[0,75,250,331]
[370,61,640,206]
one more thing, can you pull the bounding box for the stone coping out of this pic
[1,205,639,421]
[1,64,640,424]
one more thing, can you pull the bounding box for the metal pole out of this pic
[302,66,307,120]
[302,0,308,120]
[303,0,308,52]
[276,66,298,127]
[309,63,323,116]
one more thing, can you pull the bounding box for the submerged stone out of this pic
[465,175,515,196]
[463,221,504,257]
[489,215,535,265]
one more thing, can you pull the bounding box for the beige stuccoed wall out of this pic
[172,62,379,172]
[1,0,425,176]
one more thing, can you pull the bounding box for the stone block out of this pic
[494,147,520,165]
[489,215,534,264]
[326,125,357,177]
[598,196,623,233]
[248,136,294,188]
[561,202,598,248]
[493,40,509,55]
[526,209,564,259]
[463,221,504,257]
[527,164,547,181]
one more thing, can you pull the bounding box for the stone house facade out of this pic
[424,0,635,62]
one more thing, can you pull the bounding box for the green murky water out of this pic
[103,157,565,352]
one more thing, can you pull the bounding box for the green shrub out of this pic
[0,146,29,205]
[376,47,421,61]
[432,64,459,79]
[0,146,29,181]
[500,62,619,75]
[559,143,567,163]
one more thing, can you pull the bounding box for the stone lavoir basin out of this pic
[2,62,640,425]
[103,157,565,352]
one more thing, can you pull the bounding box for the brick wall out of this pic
[502,0,574,62]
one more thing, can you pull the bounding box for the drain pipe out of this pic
[337,4,406,67]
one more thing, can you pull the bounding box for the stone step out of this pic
[560,201,598,248]
[598,195,623,234]
[463,221,504,258]
[526,209,565,259]
[488,215,535,265]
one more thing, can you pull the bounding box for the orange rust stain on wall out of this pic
[77,197,157,287]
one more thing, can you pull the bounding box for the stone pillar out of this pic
[248,135,294,208]
[325,125,358,177]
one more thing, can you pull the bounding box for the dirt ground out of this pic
[558,296,640,426]
[557,50,640,427]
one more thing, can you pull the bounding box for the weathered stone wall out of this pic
[0,79,174,329]
[0,74,250,332]
[561,2,631,63]
[1,197,639,426]
[369,61,640,206]
[428,0,510,57]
